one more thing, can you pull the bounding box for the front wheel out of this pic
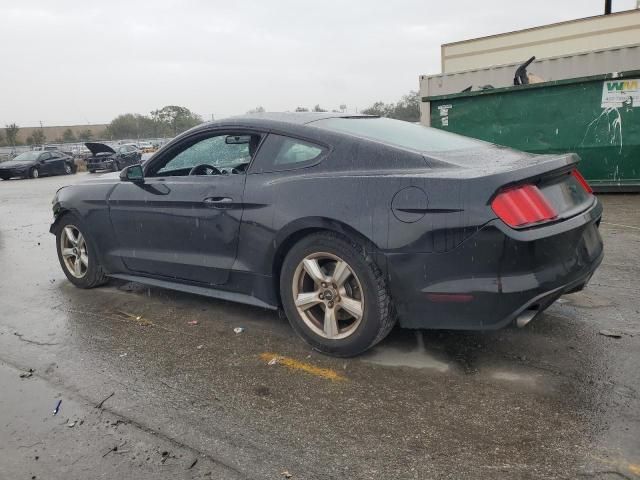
[29,167,39,179]
[55,214,108,288]
[280,232,395,357]
[64,163,73,175]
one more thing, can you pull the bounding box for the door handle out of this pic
[203,197,233,208]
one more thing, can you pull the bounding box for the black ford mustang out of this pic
[50,113,603,356]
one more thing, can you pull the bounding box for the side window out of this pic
[250,134,325,173]
[150,133,259,177]
[40,152,51,161]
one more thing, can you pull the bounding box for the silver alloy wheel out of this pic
[31,168,39,178]
[60,225,89,278]
[64,163,72,174]
[292,252,364,340]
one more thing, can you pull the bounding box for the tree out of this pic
[151,105,202,136]
[0,130,4,146]
[361,101,394,117]
[339,104,347,112]
[361,91,420,122]
[295,107,309,112]
[391,91,420,122]
[5,123,19,146]
[105,113,156,140]
[31,128,46,145]
[77,129,93,141]
[62,128,76,143]
[312,104,327,112]
[247,106,265,114]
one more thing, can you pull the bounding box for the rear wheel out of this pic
[55,214,108,288]
[280,232,395,357]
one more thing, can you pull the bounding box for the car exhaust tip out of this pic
[516,308,538,328]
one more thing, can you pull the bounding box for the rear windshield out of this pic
[312,117,488,152]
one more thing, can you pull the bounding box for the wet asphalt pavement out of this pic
[0,173,639,479]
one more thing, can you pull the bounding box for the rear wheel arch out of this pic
[271,219,384,304]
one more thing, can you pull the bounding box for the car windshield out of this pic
[12,152,40,162]
[312,117,489,152]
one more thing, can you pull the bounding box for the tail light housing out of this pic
[491,184,557,228]
[571,169,593,194]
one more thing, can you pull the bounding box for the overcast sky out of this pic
[1,0,636,126]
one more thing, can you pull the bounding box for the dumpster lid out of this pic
[422,69,640,103]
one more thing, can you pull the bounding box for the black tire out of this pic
[112,160,120,172]
[280,232,395,357]
[29,167,39,179]
[55,213,108,289]
[0,176,9,181]
[64,163,73,175]
[88,169,96,174]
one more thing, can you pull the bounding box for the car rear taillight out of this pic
[571,169,593,194]
[491,184,557,228]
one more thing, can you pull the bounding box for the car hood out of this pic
[0,160,34,168]
[85,142,116,155]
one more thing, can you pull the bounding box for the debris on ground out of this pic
[188,458,198,469]
[281,471,293,478]
[187,320,199,326]
[160,450,171,464]
[599,330,623,339]
[116,310,153,326]
[53,399,62,415]
[67,420,76,428]
[95,392,115,409]
[268,356,280,366]
[102,441,127,458]
[233,327,245,334]
[196,345,204,350]
[19,368,34,378]
[118,311,142,321]
[119,353,127,358]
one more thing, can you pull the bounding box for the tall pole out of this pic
[605,0,612,14]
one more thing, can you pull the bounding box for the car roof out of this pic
[197,112,376,130]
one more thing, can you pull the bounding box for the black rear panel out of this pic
[538,170,594,221]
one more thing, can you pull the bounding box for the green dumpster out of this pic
[424,69,640,192]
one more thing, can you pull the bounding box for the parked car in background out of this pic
[70,145,92,160]
[50,113,603,356]
[0,150,75,179]
[137,141,156,153]
[33,144,61,152]
[85,143,142,173]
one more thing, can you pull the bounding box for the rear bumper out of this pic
[385,199,604,330]
[87,159,114,171]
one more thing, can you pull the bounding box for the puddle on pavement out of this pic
[490,370,541,387]
[559,292,614,309]
[362,331,452,373]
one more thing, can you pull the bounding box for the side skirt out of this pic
[108,273,278,310]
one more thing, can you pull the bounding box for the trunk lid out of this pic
[427,146,594,224]
[85,142,116,156]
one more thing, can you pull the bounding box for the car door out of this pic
[37,152,55,174]
[123,146,138,166]
[107,130,260,285]
[49,152,66,174]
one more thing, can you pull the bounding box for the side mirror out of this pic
[120,164,144,183]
